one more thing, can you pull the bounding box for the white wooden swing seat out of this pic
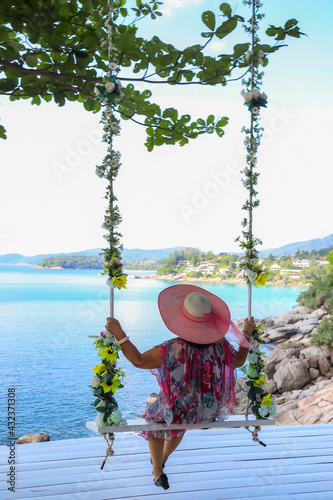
[86,415,276,469]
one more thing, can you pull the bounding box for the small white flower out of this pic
[91,377,101,389]
[252,89,261,98]
[244,267,258,283]
[95,167,105,178]
[259,404,269,418]
[247,352,258,364]
[243,91,253,102]
[111,122,120,133]
[244,137,251,146]
[241,126,247,133]
[114,151,121,161]
[109,62,118,71]
[244,167,250,176]
[252,107,259,115]
[101,98,109,105]
[105,82,116,93]
[105,107,113,117]
[110,159,118,168]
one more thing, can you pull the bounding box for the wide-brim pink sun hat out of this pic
[158,284,252,348]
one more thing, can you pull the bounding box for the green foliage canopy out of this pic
[0,0,303,147]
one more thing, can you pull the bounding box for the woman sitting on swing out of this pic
[106,284,255,491]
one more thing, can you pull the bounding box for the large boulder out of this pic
[300,346,326,359]
[295,318,319,335]
[311,308,328,320]
[318,356,331,374]
[264,349,288,378]
[265,325,299,343]
[17,432,50,444]
[273,359,310,393]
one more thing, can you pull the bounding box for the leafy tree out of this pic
[311,317,333,355]
[0,0,303,146]
[297,254,333,314]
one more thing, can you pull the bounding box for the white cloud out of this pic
[206,40,227,53]
[161,0,204,17]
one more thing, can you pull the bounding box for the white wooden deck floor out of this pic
[1,424,333,500]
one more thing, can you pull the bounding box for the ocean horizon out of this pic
[0,264,306,443]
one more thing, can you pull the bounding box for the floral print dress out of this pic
[139,337,236,441]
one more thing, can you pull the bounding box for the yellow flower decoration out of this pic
[100,380,113,393]
[253,375,267,387]
[110,375,121,393]
[99,347,118,364]
[112,274,127,289]
[93,363,107,375]
[255,273,267,286]
[101,376,121,394]
[262,394,272,407]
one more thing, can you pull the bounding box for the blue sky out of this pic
[0,0,332,256]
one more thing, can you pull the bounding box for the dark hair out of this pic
[183,339,212,350]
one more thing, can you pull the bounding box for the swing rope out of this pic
[244,0,266,446]
[107,0,115,319]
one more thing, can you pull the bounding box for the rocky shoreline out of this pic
[234,306,333,425]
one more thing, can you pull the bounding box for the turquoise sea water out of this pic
[0,265,306,443]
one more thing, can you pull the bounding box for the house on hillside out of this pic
[270,264,281,271]
[292,259,310,268]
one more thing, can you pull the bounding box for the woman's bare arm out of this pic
[106,317,162,369]
[233,317,256,368]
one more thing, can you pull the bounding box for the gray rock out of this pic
[317,379,333,391]
[264,349,288,378]
[300,346,326,359]
[309,356,319,368]
[318,356,331,374]
[267,378,278,394]
[301,358,310,369]
[273,359,310,393]
[309,367,320,379]
[291,333,305,342]
[17,432,50,444]
[294,306,311,314]
[284,391,302,402]
[299,389,316,398]
[285,347,301,358]
[311,308,328,320]
[295,318,319,335]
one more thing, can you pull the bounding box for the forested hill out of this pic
[37,256,103,269]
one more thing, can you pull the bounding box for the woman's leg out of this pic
[162,434,184,465]
[148,437,165,481]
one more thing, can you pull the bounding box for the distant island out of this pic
[36,255,162,271]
